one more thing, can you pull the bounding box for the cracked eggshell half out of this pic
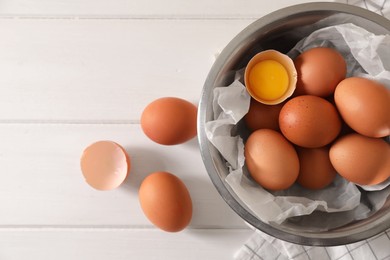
[244,50,297,105]
[80,140,130,191]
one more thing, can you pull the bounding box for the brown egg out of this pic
[244,98,284,132]
[296,147,337,190]
[294,47,347,97]
[334,77,390,138]
[279,95,342,148]
[138,172,193,232]
[141,97,197,145]
[329,133,390,186]
[244,129,299,190]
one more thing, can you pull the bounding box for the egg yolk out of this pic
[248,60,289,101]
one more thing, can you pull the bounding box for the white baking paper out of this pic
[205,22,390,227]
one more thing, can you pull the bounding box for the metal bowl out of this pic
[198,2,390,246]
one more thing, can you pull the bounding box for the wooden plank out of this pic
[0,228,253,260]
[0,123,247,228]
[0,18,250,122]
[0,0,329,17]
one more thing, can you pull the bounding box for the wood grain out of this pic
[0,18,249,122]
[0,0,327,17]
[0,123,246,228]
[0,0,339,258]
[0,228,253,260]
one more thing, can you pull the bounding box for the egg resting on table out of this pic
[138,171,193,232]
[141,97,197,145]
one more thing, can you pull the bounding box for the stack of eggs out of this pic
[243,47,390,191]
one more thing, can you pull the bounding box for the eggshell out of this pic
[279,95,342,148]
[244,98,284,132]
[80,141,130,191]
[294,47,346,97]
[329,133,390,186]
[334,77,390,138]
[141,97,197,145]
[244,129,299,190]
[296,147,337,190]
[138,171,192,232]
[244,50,297,105]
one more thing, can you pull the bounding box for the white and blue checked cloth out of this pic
[235,1,390,259]
[235,227,390,260]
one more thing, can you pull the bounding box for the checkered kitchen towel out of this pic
[235,228,390,260]
[339,0,390,17]
[235,1,390,260]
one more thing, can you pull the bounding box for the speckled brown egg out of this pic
[244,129,299,190]
[334,77,390,138]
[279,95,342,148]
[296,146,337,190]
[294,47,347,97]
[329,133,390,186]
[139,171,193,232]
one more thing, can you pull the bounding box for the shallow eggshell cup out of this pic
[80,140,130,191]
[244,50,297,105]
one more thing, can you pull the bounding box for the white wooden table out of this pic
[0,0,345,259]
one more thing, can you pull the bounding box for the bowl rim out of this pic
[197,2,390,246]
